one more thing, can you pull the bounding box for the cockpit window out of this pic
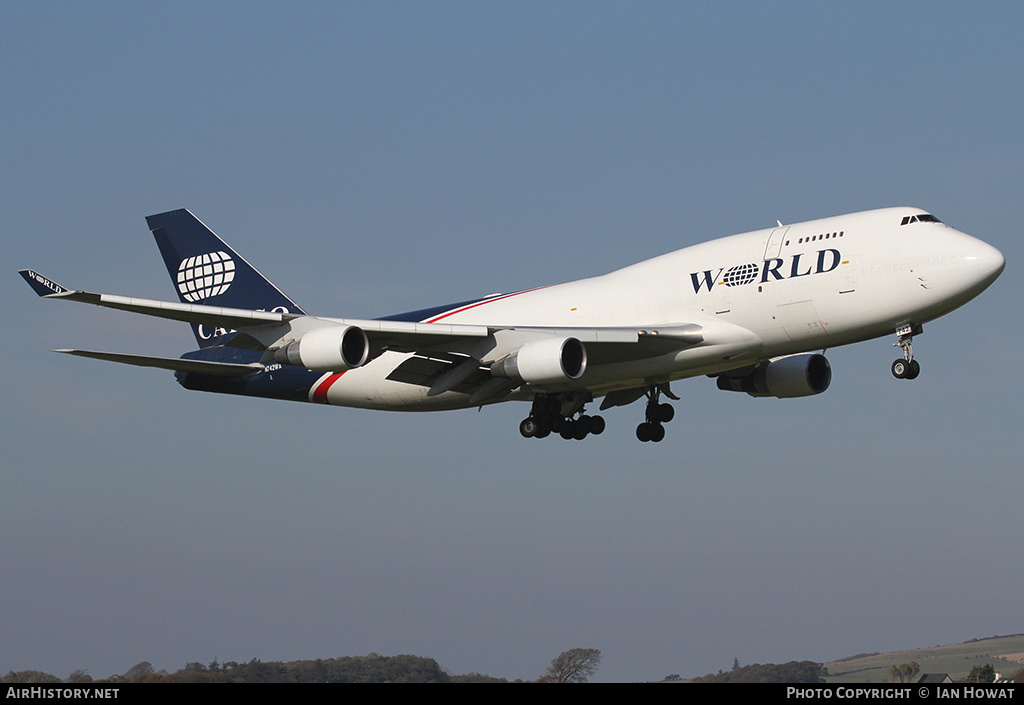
[901,213,942,225]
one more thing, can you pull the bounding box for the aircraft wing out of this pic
[19,268,705,354]
[21,269,290,328]
[18,268,491,347]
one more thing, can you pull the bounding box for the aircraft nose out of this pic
[973,240,1005,287]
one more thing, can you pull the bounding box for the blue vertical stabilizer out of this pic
[146,209,306,347]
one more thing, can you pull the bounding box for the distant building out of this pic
[918,674,953,683]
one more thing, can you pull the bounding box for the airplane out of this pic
[20,206,1004,443]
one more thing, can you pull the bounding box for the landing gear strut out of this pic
[636,387,674,443]
[519,394,605,441]
[891,323,922,380]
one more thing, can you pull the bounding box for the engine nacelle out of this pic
[716,353,831,398]
[274,325,370,372]
[491,336,587,386]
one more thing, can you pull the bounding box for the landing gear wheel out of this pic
[891,358,921,380]
[657,403,675,423]
[520,417,539,438]
[636,422,665,443]
[572,421,588,440]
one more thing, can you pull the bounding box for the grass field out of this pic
[823,634,1024,683]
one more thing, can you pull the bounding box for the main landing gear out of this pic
[519,386,677,443]
[891,323,922,380]
[519,394,605,441]
[636,387,675,443]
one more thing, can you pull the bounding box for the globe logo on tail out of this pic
[177,251,236,302]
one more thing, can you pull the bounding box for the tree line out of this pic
[2,648,603,684]
[687,661,828,683]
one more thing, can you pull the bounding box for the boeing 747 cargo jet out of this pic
[20,207,1004,442]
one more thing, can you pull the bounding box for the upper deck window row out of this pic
[796,231,844,245]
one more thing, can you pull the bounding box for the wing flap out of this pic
[385,353,489,395]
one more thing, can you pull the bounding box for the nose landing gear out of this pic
[891,323,922,380]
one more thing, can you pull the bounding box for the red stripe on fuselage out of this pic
[424,287,550,323]
[312,372,345,403]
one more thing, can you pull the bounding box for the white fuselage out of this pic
[317,207,1005,410]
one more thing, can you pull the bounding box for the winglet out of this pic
[19,269,71,297]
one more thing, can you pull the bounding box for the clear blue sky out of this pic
[2,2,1021,682]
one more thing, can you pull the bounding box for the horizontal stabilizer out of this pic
[54,349,264,377]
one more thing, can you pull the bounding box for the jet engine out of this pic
[716,353,831,398]
[274,325,370,371]
[491,336,587,386]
